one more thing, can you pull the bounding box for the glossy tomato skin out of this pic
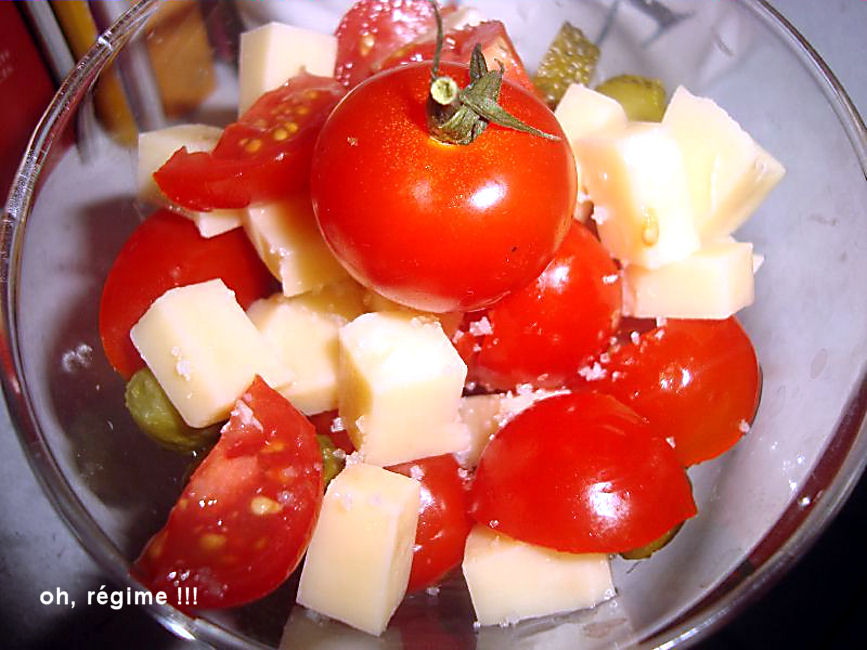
[475,222,622,390]
[312,62,576,313]
[389,455,473,592]
[155,73,345,211]
[133,378,323,610]
[99,209,274,379]
[585,318,761,467]
[470,392,696,554]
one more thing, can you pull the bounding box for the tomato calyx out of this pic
[426,5,558,146]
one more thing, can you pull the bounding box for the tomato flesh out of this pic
[133,377,323,609]
[475,222,622,390]
[99,209,274,379]
[312,62,576,313]
[389,455,472,592]
[470,392,697,554]
[585,318,761,466]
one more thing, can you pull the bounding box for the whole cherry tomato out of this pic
[585,318,760,466]
[312,62,576,313]
[133,377,323,610]
[99,209,274,379]
[155,73,345,211]
[389,454,473,592]
[470,392,697,554]
[475,221,622,390]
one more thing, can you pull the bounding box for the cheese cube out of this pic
[555,84,628,148]
[247,282,366,415]
[244,197,349,298]
[296,463,420,636]
[362,289,462,338]
[622,239,756,319]
[130,279,293,427]
[238,22,337,115]
[574,123,700,268]
[137,125,243,238]
[663,86,786,241]
[338,312,469,466]
[463,526,615,627]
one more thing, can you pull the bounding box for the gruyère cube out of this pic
[555,84,628,148]
[338,312,469,466]
[362,289,462,337]
[463,526,615,627]
[663,86,786,241]
[296,463,420,636]
[238,22,337,115]
[622,239,756,319]
[130,279,293,427]
[244,197,349,297]
[137,125,243,237]
[247,282,366,415]
[574,122,700,268]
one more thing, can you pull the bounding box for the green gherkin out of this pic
[124,368,221,453]
[533,22,600,108]
[317,434,345,489]
[595,74,667,122]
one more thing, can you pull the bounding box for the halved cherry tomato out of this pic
[154,73,345,211]
[308,410,355,454]
[382,21,537,95]
[99,209,274,380]
[133,377,324,610]
[585,318,761,466]
[312,62,575,313]
[474,222,621,390]
[389,455,472,592]
[470,392,696,553]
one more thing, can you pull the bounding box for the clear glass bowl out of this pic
[1,1,865,647]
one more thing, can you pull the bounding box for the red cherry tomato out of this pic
[389,455,472,592]
[586,318,761,467]
[308,410,356,454]
[312,62,576,313]
[383,21,537,95]
[132,377,324,610]
[154,73,345,211]
[99,209,274,380]
[475,222,622,390]
[470,392,697,554]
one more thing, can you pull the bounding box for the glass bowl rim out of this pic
[0,0,865,647]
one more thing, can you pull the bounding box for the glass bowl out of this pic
[2,0,865,647]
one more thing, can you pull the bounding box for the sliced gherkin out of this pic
[595,74,667,122]
[317,434,345,489]
[620,522,683,560]
[124,368,221,453]
[533,22,600,108]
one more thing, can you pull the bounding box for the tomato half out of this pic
[154,73,345,211]
[312,62,576,313]
[586,318,761,466]
[99,209,274,379]
[308,410,355,454]
[389,455,472,592]
[470,392,696,554]
[474,222,622,390]
[133,377,324,609]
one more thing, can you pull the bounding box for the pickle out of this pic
[317,434,345,489]
[620,522,683,560]
[595,74,667,122]
[124,368,220,453]
[533,22,600,108]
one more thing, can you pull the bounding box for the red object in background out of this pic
[0,4,56,201]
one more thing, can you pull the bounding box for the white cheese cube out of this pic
[362,289,462,337]
[555,84,628,147]
[574,123,700,268]
[338,312,469,466]
[463,526,614,627]
[244,198,349,298]
[622,239,756,319]
[238,22,337,115]
[247,282,366,415]
[137,125,243,238]
[296,463,420,636]
[663,86,786,241]
[130,279,293,427]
